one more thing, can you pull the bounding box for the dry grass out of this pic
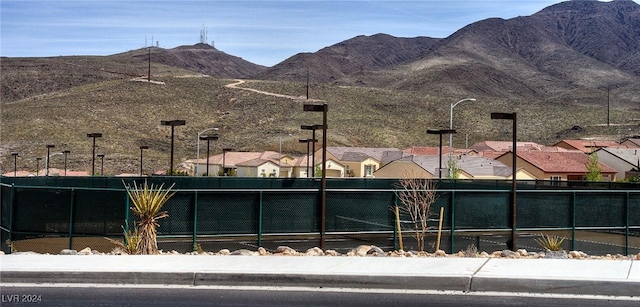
[2,75,639,175]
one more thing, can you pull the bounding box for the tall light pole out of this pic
[301,124,323,177]
[427,129,456,179]
[299,139,316,178]
[200,135,219,176]
[491,112,517,251]
[303,103,328,249]
[222,148,232,176]
[449,98,475,176]
[97,154,105,176]
[161,120,186,176]
[45,144,55,176]
[87,133,102,176]
[11,152,19,177]
[196,127,219,176]
[62,150,70,176]
[139,146,148,176]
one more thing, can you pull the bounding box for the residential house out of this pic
[403,146,477,156]
[595,148,640,180]
[190,151,281,176]
[553,139,622,153]
[318,147,403,178]
[495,151,617,182]
[374,155,535,180]
[470,141,544,152]
[235,158,280,177]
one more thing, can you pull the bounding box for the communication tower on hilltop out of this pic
[200,25,208,44]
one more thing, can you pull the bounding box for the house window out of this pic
[365,164,376,176]
[550,176,562,186]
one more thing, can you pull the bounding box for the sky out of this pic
[1,0,636,67]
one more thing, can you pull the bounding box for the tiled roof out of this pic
[600,148,640,167]
[515,151,616,173]
[326,147,401,162]
[403,146,451,155]
[554,139,621,153]
[456,156,512,176]
[624,138,640,147]
[470,141,544,152]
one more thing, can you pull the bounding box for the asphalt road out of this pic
[2,285,639,307]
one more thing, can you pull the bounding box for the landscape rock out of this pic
[305,247,324,256]
[78,247,93,255]
[434,250,447,257]
[217,249,231,255]
[347,245,373,256]
[366,245,385,256]
[258,247,269,255]
[231,249,256,256]
[543,250,568,259]
[60,249,78,255]
[324,249,340,256]
[274,246,297,255]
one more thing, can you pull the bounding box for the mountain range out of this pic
[1,0,639,175]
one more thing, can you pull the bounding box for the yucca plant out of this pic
[106,222,141,254]
[535,234,566,251]
[124,180,176,254]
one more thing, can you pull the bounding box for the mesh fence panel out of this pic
[262,191,317,233]
[13,187,72,234]
[326,191,394,232]
[518,192,572,228]
[454,191,509,229]
[575,192,626,227]
[196,191,259,235]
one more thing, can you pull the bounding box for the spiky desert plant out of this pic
[124,180,175,254]
[106,222,141,254]
[535,234,566,251]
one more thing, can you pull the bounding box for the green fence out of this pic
[1,176,639,255]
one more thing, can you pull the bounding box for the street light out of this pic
[62,150,70,176]
[97,154,105,176]
[300,124,324,177]
[161,120,186,176]
[303,103,328,249]
[11,152,19,177]
[222,148,232,176]
[45,144,55,176]
[426,129,456,179]
[139,146,148,176]
[491,112,517,251]
[199,135,219,176]
[36,157,42,176]
[196,127,219,176]
[87,133,102,176]
[299,139,317,178]
[449,98,475,176]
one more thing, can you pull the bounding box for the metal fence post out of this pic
[625,191,630,255]
[258,191,263,247]
[193,190,198,250]
[393,194,398,251]
[450,190,456,254]
[8,184,15,254]
[68,188,75,250]
[571,191,576,251]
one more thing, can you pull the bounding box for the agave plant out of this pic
[106,222,140,254]
[124,180,176,254]
[535,234,566,252]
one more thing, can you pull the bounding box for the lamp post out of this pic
[199,135,219,176]
[11,152,18,177]
[139,146,148,176]
[278,133,293,177]
[491,112,517,251]
[62,150,70,176]
[36,157,42,176]
[301,124,323,177]
[299,139,317,178]
[449,98,475,176]
[87,133,102,176]
[196,127,219,176]
[222,148,232,176]
[97,154,105,176]
[303,103,328,249]
[45,144,55,176]
[161,120,186,176]
[427,129,456,179]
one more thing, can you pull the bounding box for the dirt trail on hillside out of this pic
[225,79,323,102]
